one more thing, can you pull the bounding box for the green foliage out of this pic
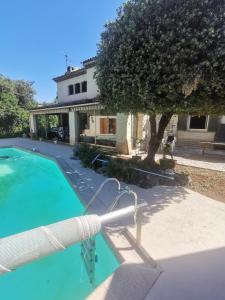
[0,75,36,109]
[96,0,225,115]
[0,92,29,137]
[104,158,135,183]
[37,115,59,138]
[75,144,102,168]
[37,116,47,138]
[0,75,36,138]
[76,143,136,182]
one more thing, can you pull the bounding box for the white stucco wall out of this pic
[57,66,99,103]
[177,131,215,142]
[69,111,79,145]
[87,67,99,99]
[141,114,178,143]
[116,113,133,154]
[221,116,225,124]
[29,113,37,133]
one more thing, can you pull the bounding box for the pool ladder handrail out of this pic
[83,178,121,214]
[106,189,138,217]
[81,179,139,285]
[81,178,121,285]
[84,177,138,220]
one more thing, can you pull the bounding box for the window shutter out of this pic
[100,118,109,134]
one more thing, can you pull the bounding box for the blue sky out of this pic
[0,0,124,102]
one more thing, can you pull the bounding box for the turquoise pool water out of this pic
[0,147,119,300]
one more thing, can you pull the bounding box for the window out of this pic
[100,118,116,134]
[188,115,209,130]
[82,81,87,93]
[75,83,80,94]
[68,85,74,95]
[109,119,116,134]
[79,113,90,133]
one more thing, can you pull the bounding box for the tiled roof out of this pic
[82,56,97,65]
[53,56,97,83]
[53,68,86,83]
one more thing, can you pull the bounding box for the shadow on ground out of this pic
[99,247,225,300]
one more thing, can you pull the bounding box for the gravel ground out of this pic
[176,164,225,203]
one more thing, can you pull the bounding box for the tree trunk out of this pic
[144,112,173,167]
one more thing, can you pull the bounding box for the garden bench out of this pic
[200,141,225,155]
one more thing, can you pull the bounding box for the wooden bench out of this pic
[200,142,225,155]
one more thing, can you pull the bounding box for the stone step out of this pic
[87,228,161,300]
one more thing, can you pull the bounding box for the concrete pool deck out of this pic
[126,147,225,172]
[1,138,225,300]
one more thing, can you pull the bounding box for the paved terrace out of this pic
[1,138,225,300]
[149,145,225,172]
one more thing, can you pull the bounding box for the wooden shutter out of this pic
[100,118,109,134]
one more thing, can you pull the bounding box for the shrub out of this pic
[75,143,102,168]
[104,158,136,183]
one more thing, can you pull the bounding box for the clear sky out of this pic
[0,0,124,102]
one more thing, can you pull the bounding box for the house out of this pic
[30,57,136,154]
[30,57,225,154]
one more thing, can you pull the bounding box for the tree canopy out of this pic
[95,0,225,115]
[0,75,36,137]
[0,75,36,109]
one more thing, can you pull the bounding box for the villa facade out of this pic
[30,57,225,154]
[30,57,135,154]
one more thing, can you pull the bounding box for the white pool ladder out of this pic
[81,237,97,286]
[81,178,138,285]
[83,178,121,213]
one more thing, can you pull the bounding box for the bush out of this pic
[104,158,136,183]
[74,144,190,188]
[75,143,102,168]
[75,144,135,182]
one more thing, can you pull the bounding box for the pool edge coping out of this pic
[0,144,124,265]
[1,143,161,300]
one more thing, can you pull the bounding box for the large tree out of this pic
[0,75,36,137]
[0,75,36,109]
[95,0,225,166]
[0,92,29,136]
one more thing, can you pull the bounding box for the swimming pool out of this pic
[0,147,119,300]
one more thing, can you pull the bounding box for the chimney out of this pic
[66,66,80,74]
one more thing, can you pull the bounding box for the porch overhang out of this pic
[30,107,69,115]
[30,99,103,115]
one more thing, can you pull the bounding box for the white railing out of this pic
[84,178,121,213]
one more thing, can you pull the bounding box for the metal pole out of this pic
[0,205,136,276]
[136,207,143,247]
[94,110,97,145]
[100,205,136,224]
[45,114,48,139]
